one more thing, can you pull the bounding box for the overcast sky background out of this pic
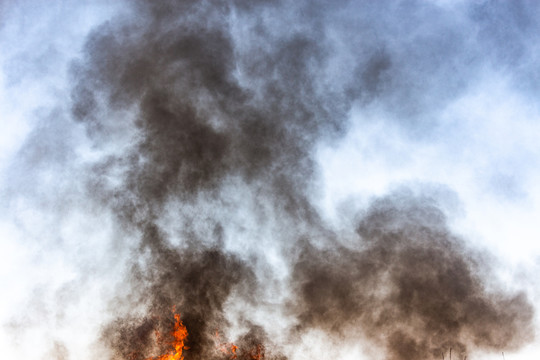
[1,1,540,359]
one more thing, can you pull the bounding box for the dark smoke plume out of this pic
[100,222,260,360]
[71,0,353,358]
[290,190,534,360]
[71,0,354,230]
[63,0,538,359]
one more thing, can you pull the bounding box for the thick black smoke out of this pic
[71,0,355,229]
[290,190,534,360]
[71,0,353,358]
[64,0,537,359]
[100,223,261,360]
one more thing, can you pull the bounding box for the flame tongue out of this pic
[146,312,188,360]
[144,311,268,360]
[168,313,188,360]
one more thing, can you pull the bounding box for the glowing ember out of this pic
[248,344,264,360]
[145,310,188,360]
[214,330,265,359]
[214,331,239,359]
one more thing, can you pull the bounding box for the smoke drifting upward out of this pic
[70,0,354,358]
[101,224,260,360]
[290,190,534,360]
[66,0,537,359]
[3,0,538,359]
[72,0,348,200]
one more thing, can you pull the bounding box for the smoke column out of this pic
[1,1,539,359]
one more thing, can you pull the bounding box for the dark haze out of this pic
[290,190,534,360]
[66,0,537,359]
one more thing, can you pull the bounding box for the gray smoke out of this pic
[70,0,356,358]
[2,0,538,359]
[290,190,534,360]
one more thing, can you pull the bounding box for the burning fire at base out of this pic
[145,309,189,360]
[145,310,265,360]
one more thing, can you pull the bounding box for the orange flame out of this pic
[143,311,267,360]
[145,310,189,360]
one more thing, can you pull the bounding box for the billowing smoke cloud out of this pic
[2,0,539,359]
[70,0,357,235]
[69,0,356,358]
[290,189,534,360]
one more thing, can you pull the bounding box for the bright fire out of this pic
[145,309,266,360]
[145,310,189,360]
